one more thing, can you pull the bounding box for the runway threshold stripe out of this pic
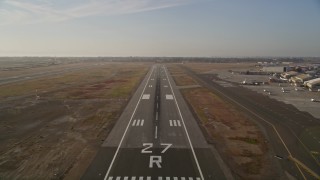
[132,120,136,126]
[137,119,141,126]
[177,120,181,127]
[108,177,199,180]
[141,119,144,126]
[173,120,177,126]
[169,120,173,126]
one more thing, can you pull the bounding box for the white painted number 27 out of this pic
[141,143,172,154]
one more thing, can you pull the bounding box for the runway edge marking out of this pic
[103,66,155,180]
[163,66,204,180]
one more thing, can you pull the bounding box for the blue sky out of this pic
[0,0,320,57]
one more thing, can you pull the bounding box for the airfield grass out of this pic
[181,87,268,177]
[167,65,197,86]
[0,62,150,179]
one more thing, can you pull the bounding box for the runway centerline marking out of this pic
[155,126,158,139]
[103,66,155,180]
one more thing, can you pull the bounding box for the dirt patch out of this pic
[0,62,150,179]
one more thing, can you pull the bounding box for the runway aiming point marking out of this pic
[166,94,174,100]
[142,94,150,99]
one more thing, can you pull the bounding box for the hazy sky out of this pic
[1,0,320,57]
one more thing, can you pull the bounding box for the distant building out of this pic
[262,66,285,73]
[261,66,295,73]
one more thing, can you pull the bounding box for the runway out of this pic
[82,65,229,180]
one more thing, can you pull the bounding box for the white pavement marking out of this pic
[137,119,141,126]
[104,66,155,180]
[132,120,137,126]
[141,119,144,126]
[108,177,201,180]
[169,120,181,127]
[163,66,204,180]
[177,120,181,127]
[166,94,174,100]
[142,94,150,99]
[164,85,168,88]
[155,126,158,139]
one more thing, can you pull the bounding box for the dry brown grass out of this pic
[181,87,269,178]
[167,65,197,86]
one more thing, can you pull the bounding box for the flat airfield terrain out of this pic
[0,59,150,179]
[1,59,319,180]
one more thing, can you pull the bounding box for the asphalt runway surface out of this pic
[82,65,229,180]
